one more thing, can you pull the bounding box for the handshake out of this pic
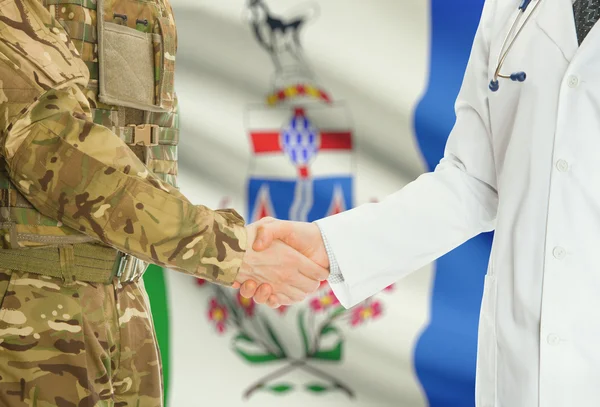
[232,217,330,308]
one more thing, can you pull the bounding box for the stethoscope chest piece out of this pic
[489,0,540,92]
[489,72,526,92]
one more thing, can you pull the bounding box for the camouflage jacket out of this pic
[0,0,246,285]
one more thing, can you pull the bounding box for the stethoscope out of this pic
[489,0,542,91]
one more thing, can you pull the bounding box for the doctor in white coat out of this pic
[235,0,600,405]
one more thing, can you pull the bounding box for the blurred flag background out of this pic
[141,0,493,405]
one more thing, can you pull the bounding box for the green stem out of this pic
[252,315,282,355]
[310,309,345,356]
[243,360,304,399]
[299,362,355,399]
[243,359,355,400]
[309,306,316,341]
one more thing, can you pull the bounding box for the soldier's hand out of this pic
[234,222,329,306]
[253,218,329,267]
[235,218,330,308]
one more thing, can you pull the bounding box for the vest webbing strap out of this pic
[115,125,179,146]
[0,243,120,284]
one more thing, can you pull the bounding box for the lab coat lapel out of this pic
[535,0,578,61]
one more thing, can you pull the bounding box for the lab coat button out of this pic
[567,75,579,88]
[547,334,561,346]
[553,246,566,259]
[556,159,569,172]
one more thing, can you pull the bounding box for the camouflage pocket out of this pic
[97,20,160,111]
[96,0,175,113]
[0,272,84,344]
[0,272,93,404]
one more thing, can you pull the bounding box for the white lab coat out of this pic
[316,0,600,405]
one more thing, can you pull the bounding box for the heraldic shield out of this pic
[246,100,354,224]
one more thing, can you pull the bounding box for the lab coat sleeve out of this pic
[316,0,499,308]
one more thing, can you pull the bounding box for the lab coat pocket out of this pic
[475,273,498,407]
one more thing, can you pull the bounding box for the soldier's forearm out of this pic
[0,0,246,284]
[4,85,247,285]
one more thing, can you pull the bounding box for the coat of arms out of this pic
[197,1,394,400]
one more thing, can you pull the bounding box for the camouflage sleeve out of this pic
[0,0,246,286]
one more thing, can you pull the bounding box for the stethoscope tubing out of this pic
[490,0,543,90]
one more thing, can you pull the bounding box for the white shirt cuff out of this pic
[314,222,345,283]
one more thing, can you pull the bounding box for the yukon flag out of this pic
[162,0,492,406]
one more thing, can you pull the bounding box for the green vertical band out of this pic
[143,265,170,406]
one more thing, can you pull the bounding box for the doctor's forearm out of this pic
[316,163,498,306]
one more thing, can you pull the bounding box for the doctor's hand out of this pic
[234,218,329,307]
[233,222,329,305]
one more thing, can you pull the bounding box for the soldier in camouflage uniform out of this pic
[0,0,329,405]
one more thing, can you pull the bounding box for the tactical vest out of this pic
[0,0,179,268]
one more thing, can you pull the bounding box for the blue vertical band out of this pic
[412,1,492,406]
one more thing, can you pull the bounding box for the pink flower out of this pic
[276,305,289,315]
[208,299,228,333]
[310,290,340,312]
[350,301,382,326]
[236,292,256,317]
[384,284,395,292]
[197,278,207,286]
